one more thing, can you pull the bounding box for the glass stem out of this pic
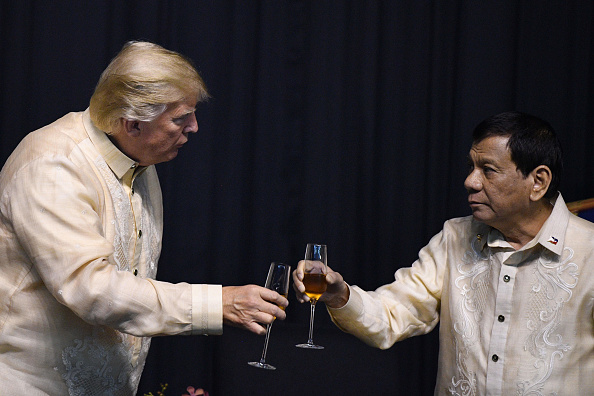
[307,300,317,344]
[259,322,273,364]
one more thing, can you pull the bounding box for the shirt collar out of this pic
[82,108,141,179]
[533,193,569,255]
[485,192,569,256]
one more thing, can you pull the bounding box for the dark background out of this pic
[1,1,593,395]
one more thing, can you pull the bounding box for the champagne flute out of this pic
[248,262,291,370]
[296,243,327,349]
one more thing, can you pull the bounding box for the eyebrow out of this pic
[174,108,196,118]
[468,152,499,166]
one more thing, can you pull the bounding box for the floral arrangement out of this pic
[182,386,209,396]
[144,384,209,396]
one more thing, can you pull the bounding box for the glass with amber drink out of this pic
[296,243,327,349]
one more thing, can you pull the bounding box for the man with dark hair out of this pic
[471,111,563,199]
[294,111,594,395]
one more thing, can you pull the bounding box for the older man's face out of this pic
[133,98,198,166]
[464,135,534,230]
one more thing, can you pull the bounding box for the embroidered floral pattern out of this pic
[60,158,160,395]
[516,248,579,396]
[449,236,492,396]
[61,328,132,395]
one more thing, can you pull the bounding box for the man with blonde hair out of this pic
[0,41,287,395]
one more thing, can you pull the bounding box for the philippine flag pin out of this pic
[547,236,559,245]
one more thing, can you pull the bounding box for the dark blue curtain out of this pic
[1,1,593,395]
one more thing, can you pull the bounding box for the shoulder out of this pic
[443,215,487,235]
[568,213,594,230]
[566,214,594,244]
[7,112,87,165]
[430,215,491,251]
[0,112,93,190]
[7,112,88,159]
[25,112,87,149]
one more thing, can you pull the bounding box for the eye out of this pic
[483,166,495,174]
[172,116,186,125]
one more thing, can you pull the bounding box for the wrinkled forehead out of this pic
[165,98,198,114]
[469,135,513,163]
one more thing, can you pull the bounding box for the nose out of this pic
[464,169,482,193]
[185,113,198,134]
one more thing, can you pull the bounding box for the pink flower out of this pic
[182,386,209,396]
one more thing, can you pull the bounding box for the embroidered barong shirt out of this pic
[0,110,222,395]
[328,194,594,395]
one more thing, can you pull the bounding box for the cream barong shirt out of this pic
[329,194,594,395]
[0,110,222,395]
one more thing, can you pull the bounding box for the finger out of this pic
[325,271,342,285]
[270,291,289,309]
[268,302,287,321]
[274,309,287,321]
[246,321,268,336]
[252,294,288,320]
[291,281,309,303]
[295,260,305,280]
[292,279,305,295]
[259,288,289,310]
[253,308,285,324]
[293,289,308,303]
[292,269,305,293]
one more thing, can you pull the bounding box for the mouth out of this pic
[468,201,484,209]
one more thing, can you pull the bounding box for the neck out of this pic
[106,129,140,164]
[496,200,553,250]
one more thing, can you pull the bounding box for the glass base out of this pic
[295,342,324,350]
[248,361,276,370]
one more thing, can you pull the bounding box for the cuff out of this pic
[191,284,223,335]
[326,284,364,320]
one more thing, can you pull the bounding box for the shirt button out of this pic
[138,230,142,238]
[503,275,510,282]
[492,354,499,362]
[498,315,505,322]
[133,269,138,276]
[131,187,135,195]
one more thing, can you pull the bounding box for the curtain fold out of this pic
[1,1,593,394]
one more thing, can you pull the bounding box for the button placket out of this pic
[485,253,517,393]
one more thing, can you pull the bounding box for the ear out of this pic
[529,165,552,201]
[122,119,141,137]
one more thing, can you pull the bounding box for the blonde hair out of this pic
[89,41,209,133]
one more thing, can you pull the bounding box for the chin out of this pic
[472,214,485,224]
[470,210,490,224]
[162,151,179,163]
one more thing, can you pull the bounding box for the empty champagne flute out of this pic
[248,262,291,370]
[296,243,327,349]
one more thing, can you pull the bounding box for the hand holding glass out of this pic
[296,243,327,349]
[248,262,291,370]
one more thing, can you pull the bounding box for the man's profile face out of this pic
[464,135,534,230]
[133,98,198,166]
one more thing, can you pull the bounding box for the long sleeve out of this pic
[0,111,221,395]
[327,229,446,349]
[328,201,594,395]
[1,118,221,337]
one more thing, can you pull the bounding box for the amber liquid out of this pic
[303,273,327,301]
